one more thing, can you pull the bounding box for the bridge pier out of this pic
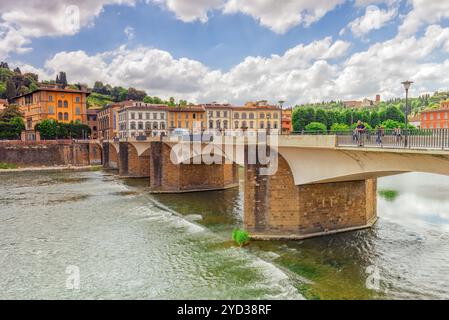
[149,141,239,193]
[102,142,119,169]
[244,154,377,239]
[118,142,151,178]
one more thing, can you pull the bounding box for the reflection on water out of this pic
[1,170,449,299]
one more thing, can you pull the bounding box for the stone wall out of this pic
[149,141,239,193]
[118,142,151,178]
[0,141,90,167]
[244,152,377,239]
[103,142,119,169]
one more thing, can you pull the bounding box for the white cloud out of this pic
[0,0,136,59]
[152,0,345,34]
[399,0,449,36]
[347,5,398,38]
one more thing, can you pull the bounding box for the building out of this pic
[232,101,281,131]
[203,104,233,131]
[0,98,8,112]
[408,115,421,128]
[118,103,169,139]
[87,109,99,139]
[420,101,449,129]
[282,108,293,134]
[98,103,121,140]
[168,105,206,132]
[13,87,89,130]
[343,95,381,109]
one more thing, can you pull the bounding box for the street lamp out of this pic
[402,80,413,147]
[278,100,285,135]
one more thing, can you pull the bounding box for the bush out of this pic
[305,122,327,133]
[232,229,250,247]
[330,123,349,133]
[381,119,404,130]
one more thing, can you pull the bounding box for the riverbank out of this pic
[0,165,103,174]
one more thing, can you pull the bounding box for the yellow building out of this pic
[14,87,90,130]
[168,106,206,132]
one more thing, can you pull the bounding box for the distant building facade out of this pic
[343,95,381,109]
[168,106,206,132]
[420,101,449,129]
[118,103,168,139]
[232,101,281,132]
[203,104,233,131]
[98,103,121,140]
[282,108,293,134]
[13,87,89,130]
[87,109,99,139]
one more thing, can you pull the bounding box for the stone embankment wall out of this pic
[0,140,97,167]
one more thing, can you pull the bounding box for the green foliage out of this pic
[381,119,404,129]
[0,105,24,140]
[87,92,114,109]
[0,162,18,169]
[330,123,349,133]
[232,229,250,247]
[378,189,399,202]
[305,122,327,133]
[36,119,91,139]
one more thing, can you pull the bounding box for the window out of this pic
[185,113,189,119]
[250,121,254,129]
[48,106,54,114]
[178,121,182,128]
[58,100,62,108]
[267,113,272,119]
[224,111,228,118]
[209,120,214,129]
[153,123,158,129]
[131,122,136,130]
[113,113,117,130]
[64,100,68,108]
[75,96,80,103]
[260,122,265,129]
[146,113,150,120]
[430,114,434,120]
[216,120,221,129]
[138,122,143,130]
[234,121,239,129]
[274,122,278,129]
[274,113,279,119]
[234,113,240,119]
[131,113,135,120]
[242,113,247,119]
[216,111,221,117]
[160,113,165,120]
[171,121,174,127]
[153,113,158,120]
[249,113,254,119]
[161,123,166,130]
[64,112,69,121]
[260,113,265,119]
[242,121,247,128]
[138,113,143,120]
[49,95,53,102]
[437,113,441,120]
[193,113,197,119]
[58,112,63,120]
[445,113,448,120]
[223,120,228,129]
[185,121,189,128]
[146,122,151,130]
[76,107,80,115]
[209,111,213,117]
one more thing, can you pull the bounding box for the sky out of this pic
[1,0,449,105]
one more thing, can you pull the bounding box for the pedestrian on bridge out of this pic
[356,121,366,147]
[376,126,384,146]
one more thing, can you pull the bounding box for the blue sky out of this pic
[1,0,449,104]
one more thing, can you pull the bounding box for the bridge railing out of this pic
[293,128,449,150]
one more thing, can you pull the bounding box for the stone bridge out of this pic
[97,135,449,240]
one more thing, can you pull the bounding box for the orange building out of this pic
[87,109,99,139]
[420,101,449,129]
[14,87,89,130]
[282,108,293,134]
[168,106,206,132]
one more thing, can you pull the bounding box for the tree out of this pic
[126,87,146,101]
[0,104,23,122]
[56,71,68,88]
[5,80,16,101]
[330,123,349,133]
[0,62,9,69]
[315,109,328,128]
[13,67,21,74]
[93,81,106,94]
[168,97,176,106]
[305,122,327,133]
[379,105,404,123]
[36,119,58,139]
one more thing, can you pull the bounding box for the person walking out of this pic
[376,125,384,146]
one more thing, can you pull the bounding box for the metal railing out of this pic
[293,129,449,150]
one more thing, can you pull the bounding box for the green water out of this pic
[1,170,449,299]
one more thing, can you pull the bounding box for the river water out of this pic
[1,169,449,300]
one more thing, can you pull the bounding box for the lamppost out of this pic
[402,80,413,147]
[278,100,285,135]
